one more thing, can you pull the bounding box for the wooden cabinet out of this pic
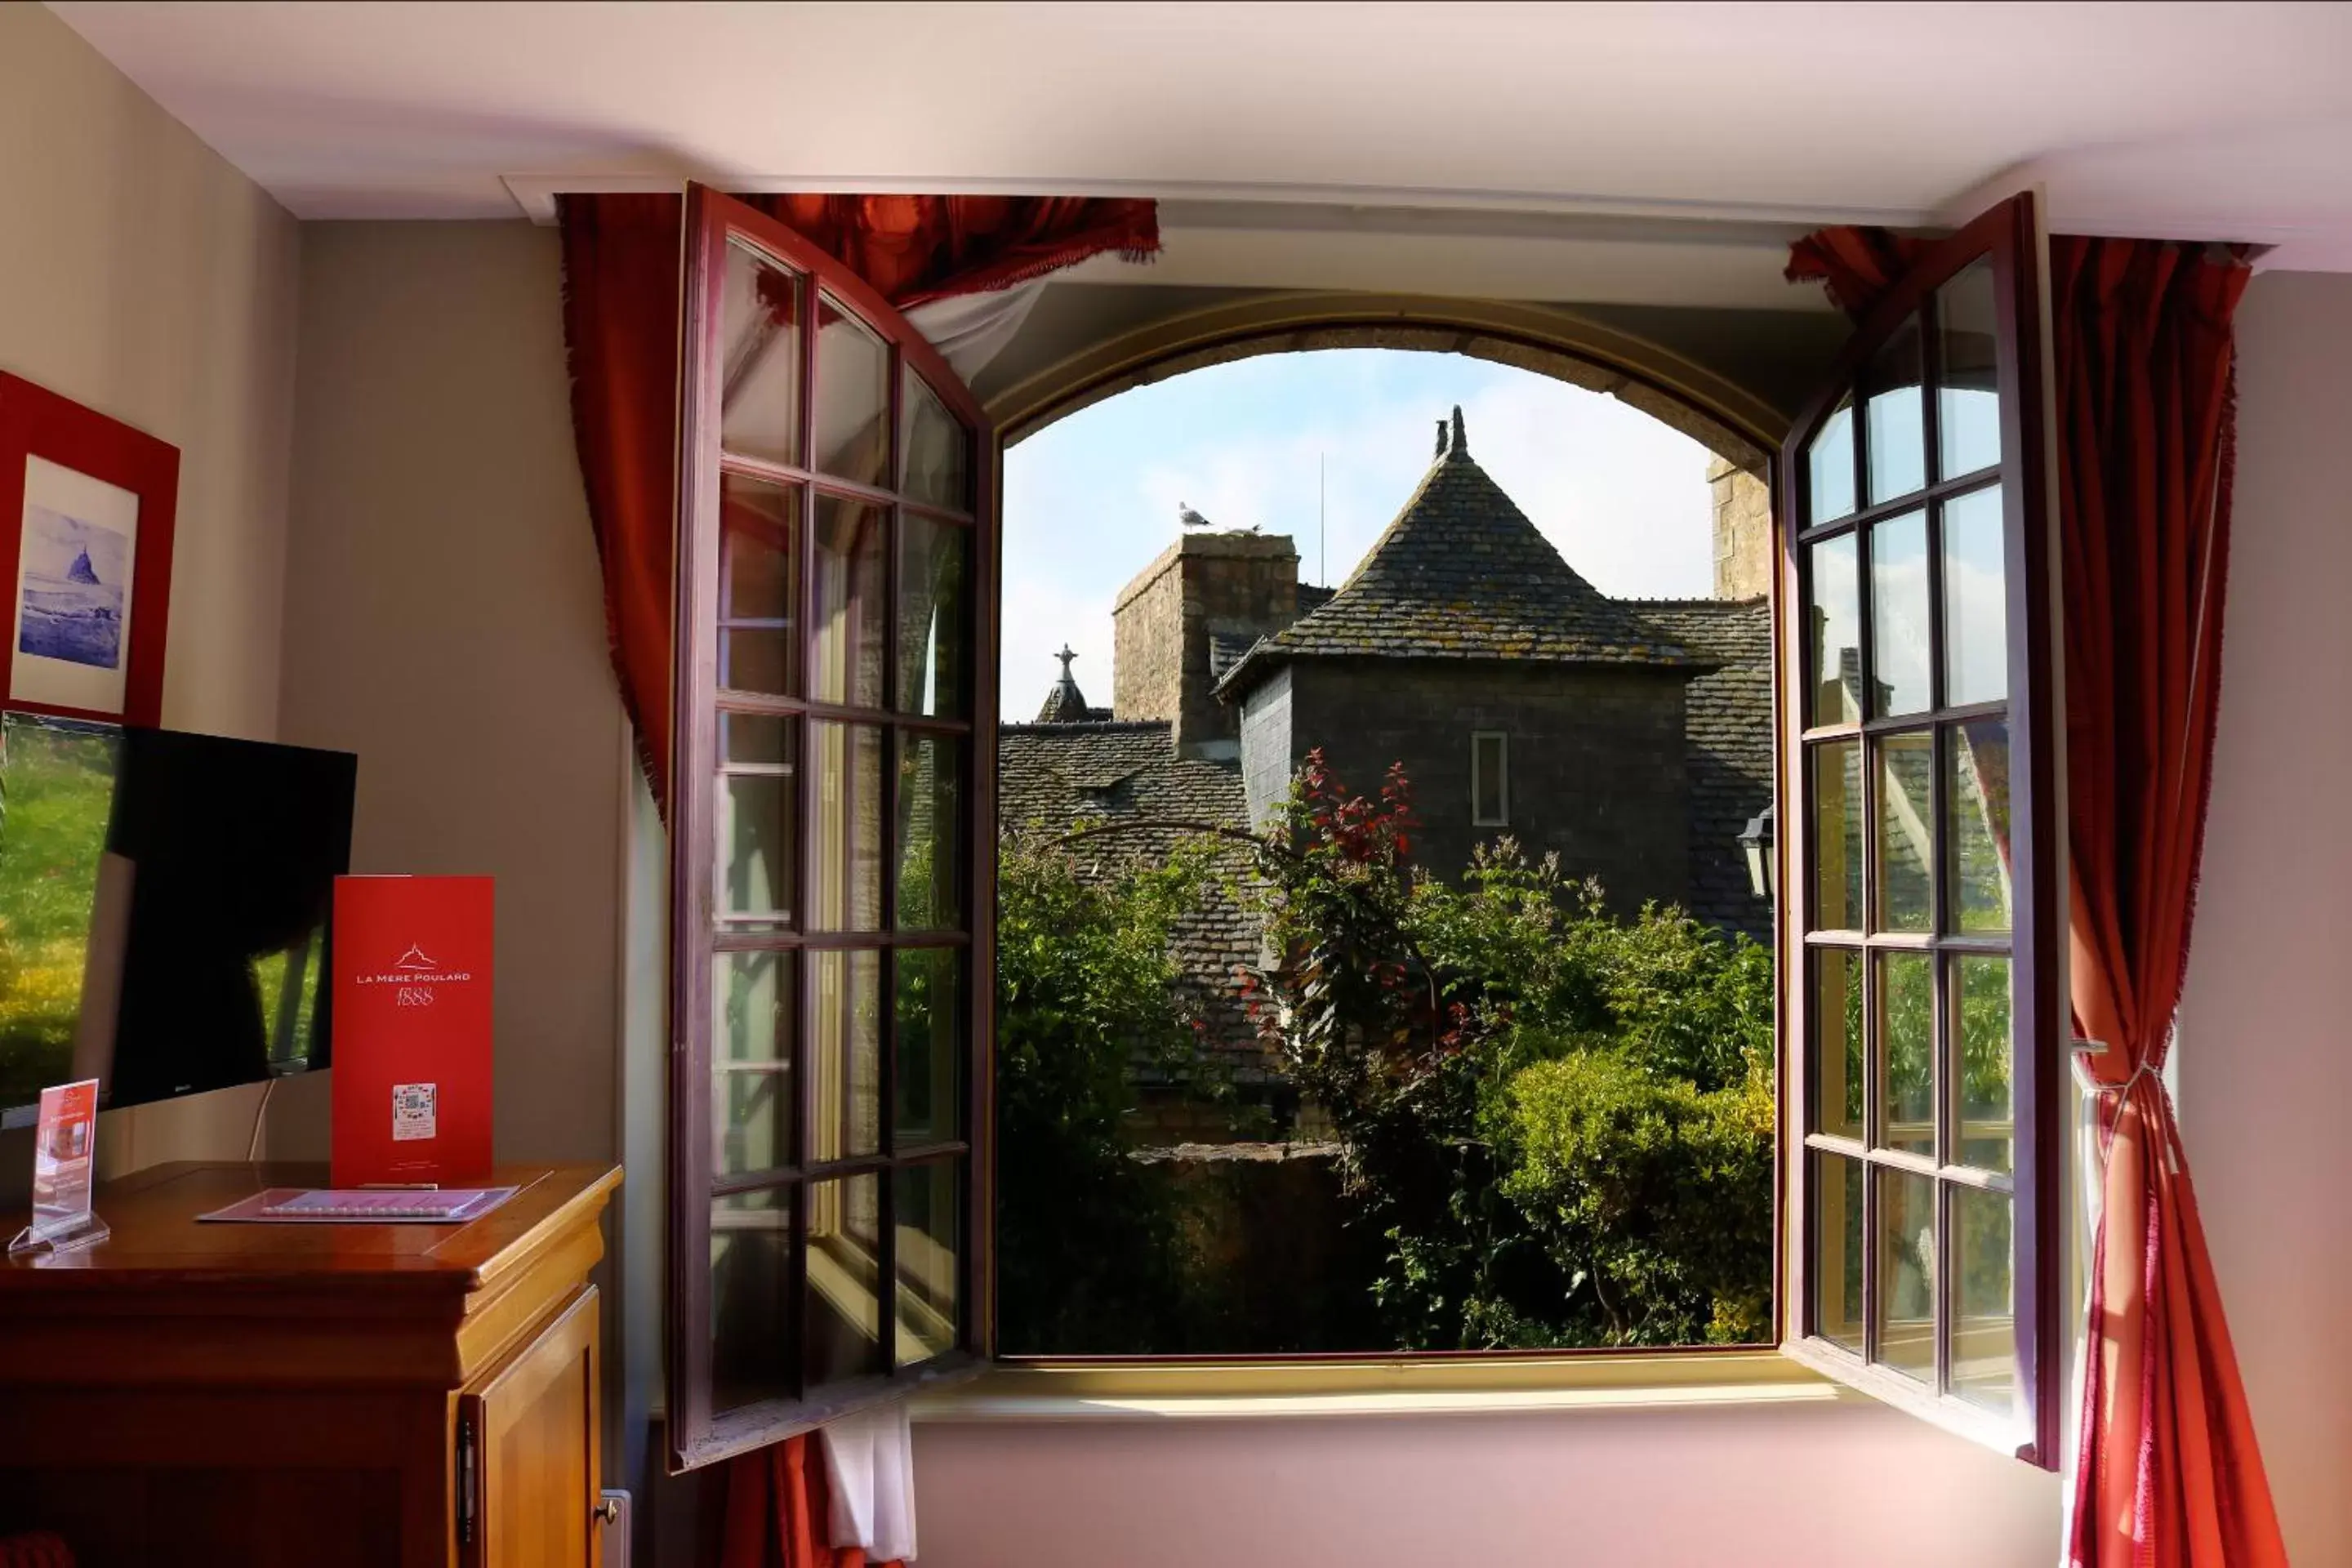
[0,1161,621,1568]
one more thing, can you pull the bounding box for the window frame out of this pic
[1470,728,1510,827]
[1775,194,2062,1466]
[667,185,999,1474]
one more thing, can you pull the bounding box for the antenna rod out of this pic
[1318,452,1326,586]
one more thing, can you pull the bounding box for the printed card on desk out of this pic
[331,875,493,1187]
[7,1078,105,1256]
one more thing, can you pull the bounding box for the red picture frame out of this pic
[0,372,178,728]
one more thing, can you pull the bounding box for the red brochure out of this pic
[330,875,494,1187]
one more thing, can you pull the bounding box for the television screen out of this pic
[0,713,356,1127]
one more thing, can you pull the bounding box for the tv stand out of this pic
[0,1160,621,1568]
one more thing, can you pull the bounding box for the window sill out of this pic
[909,1349,1849,1423]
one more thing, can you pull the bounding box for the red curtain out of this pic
[1788,228,2281,1566]
[559,192,1159,814]
[717,1434,880,1568]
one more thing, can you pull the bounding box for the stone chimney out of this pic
[1111,523,1303,759]
[1708,455,1772,599]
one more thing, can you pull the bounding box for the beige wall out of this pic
[2176,268,2352,1567]
[0,2,304,1183]
[275,220,623,1168]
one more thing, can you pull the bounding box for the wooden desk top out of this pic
[0,1161,621,1303]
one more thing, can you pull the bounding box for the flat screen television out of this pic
[0,712,356,1128]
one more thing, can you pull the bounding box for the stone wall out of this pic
[1709,457,1773,599]
[1112,531,1302,755]
[1283,659,1693,914]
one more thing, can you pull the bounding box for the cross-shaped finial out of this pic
[1054,644,1078,678]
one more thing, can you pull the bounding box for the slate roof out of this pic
[1628,595,1775,942]
[1216,410,1699,699]
[998,720,1270,1076]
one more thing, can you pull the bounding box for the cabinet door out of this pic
[461,1285,603,1568]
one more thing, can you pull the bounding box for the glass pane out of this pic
[719,474,800,696]
[1942,484,2008,707]
[1811,1151,1864,1353]
[1869,509,1931,717]
[718,751,797,927]
[1938,261,2002,480]
[1948,718,2012,934]
[712,952,794,1176]
[1874,1168,1937,1383]
[1953,954,2014,1173]
[809,721,884,931]
[813,296,890,485]
[1805,532,1862,726]
[804,1174,884,1388]
[902,376,970,512]
[814,496,886,709]
[1806,397,1855,525]
[809,948,881,1163]
[1878,951,1935,1158]
[897,513,968,716]
[1864,313,1927,504]
[1812,948,1864,1141]
[895,947,960,1145]
[1874,730,1934,933]
[710,1185,795,1413]
[1811,740,1864,931]
[894,1160,961,1366]
[1951,1185,2018,1417]
[897,733,961,930]
[1473,733,1507,823]
[719,241,802,466]
[722,711,793,766]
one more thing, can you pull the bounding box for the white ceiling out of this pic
[47,0,2352,279]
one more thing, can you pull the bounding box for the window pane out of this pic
[804,1174,884,1388]
[1942,484,2008,707]
[1953,954,2013,1174]
[1812,948,1864,1141]
[894,1160,961,1366]
[719,474,800,696]
[1948,718,2012,934]
[719,241,802,467]
[722,711,793,766]
[809,722,884,932]
[1806,397,1855,526]
[1951,1185,2018,1418]
[894,947,960,1145]
[1811,1151,1864,1353]
[898,513,968,716]
[1878,951,1935,1159]
[809,948,881,1164]
[713,952,794,1176]
[1874,730,1934,933]
[897,732,962,931]
[1938,261,2002,480]
[1869,509,1931,717]
[814,296,890,486]
[1805,532,1862,726]
[710,1185,795,1414]
[814,496,886,709]
[1473,733,1507,824]
[1874,1167,1936,1383]
[1864,314,1927,504]
[1811,739,1864,930]
[902,376,970,512]
[719,756,797,928]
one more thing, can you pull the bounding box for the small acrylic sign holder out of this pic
[7,1079,109,1258]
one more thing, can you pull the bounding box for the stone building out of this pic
[997,406,1775,1116]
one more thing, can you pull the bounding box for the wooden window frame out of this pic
[667,185,999,1473]
[1775,194,2062,1466]
[1470,728,1510,827]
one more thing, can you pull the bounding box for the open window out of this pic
[1778,194,2061,1464]
[667,185,996,1470]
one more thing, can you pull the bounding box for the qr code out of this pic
[392,1082,438,1142]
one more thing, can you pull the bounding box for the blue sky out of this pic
[1000,348,1719,719]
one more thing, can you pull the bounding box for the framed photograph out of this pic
[0,373,178,727]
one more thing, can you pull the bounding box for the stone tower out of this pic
[1110,515,1307,759]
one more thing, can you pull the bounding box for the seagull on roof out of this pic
[1178,502,1211,530]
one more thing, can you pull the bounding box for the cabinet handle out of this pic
[594,1498,622,1526]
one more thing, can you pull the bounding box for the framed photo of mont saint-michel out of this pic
[0,372,178,727]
